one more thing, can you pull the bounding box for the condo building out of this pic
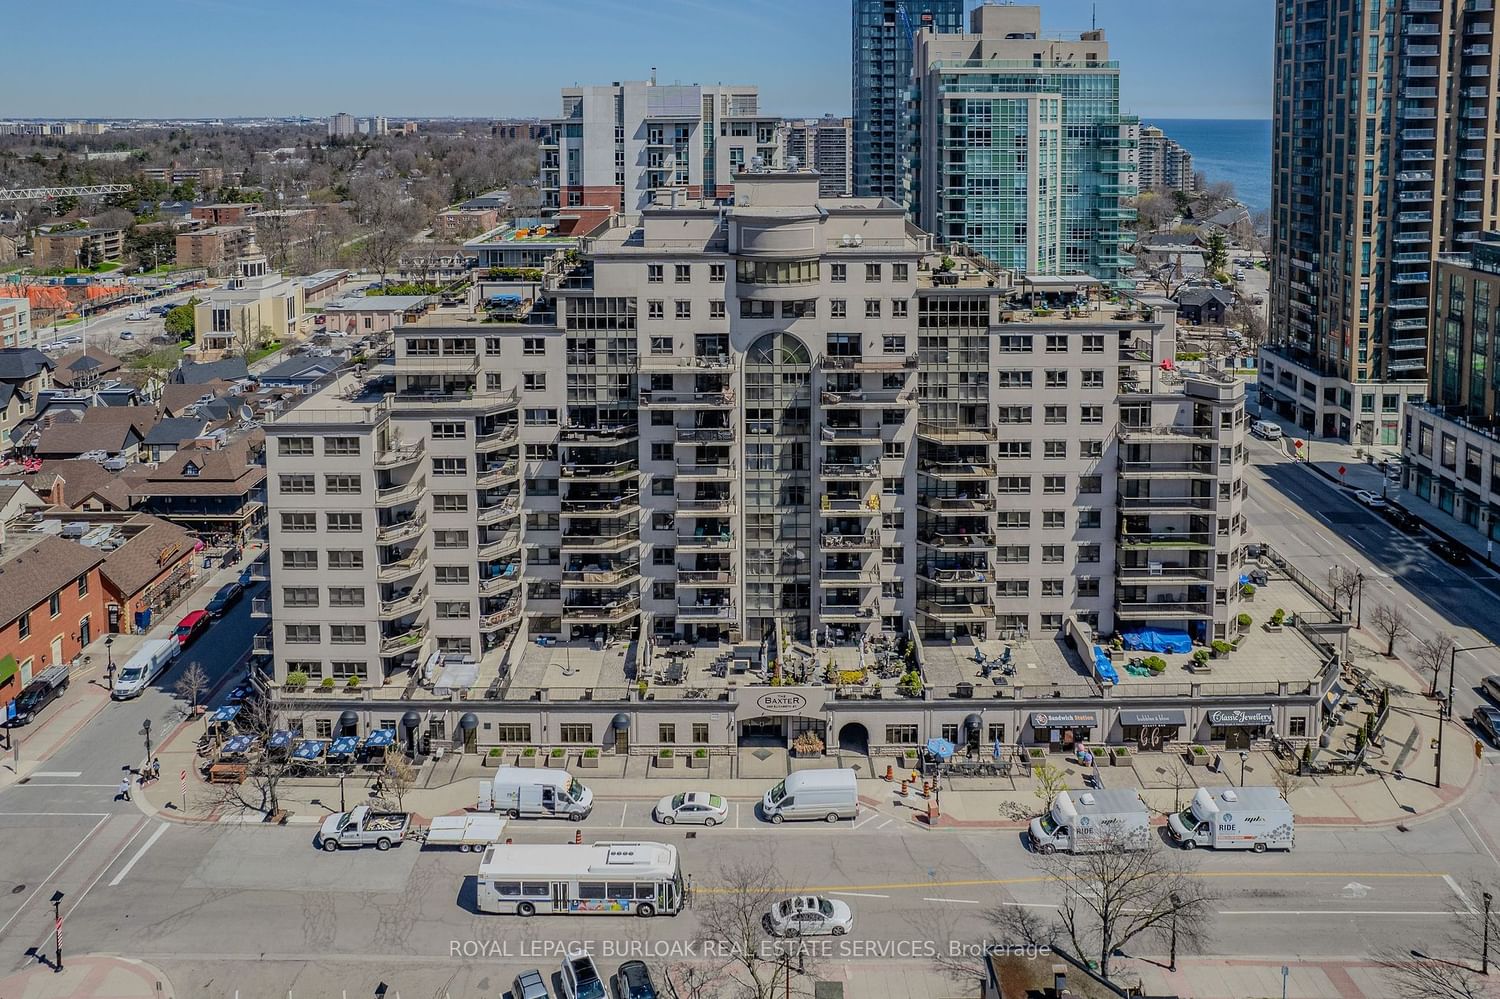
[1138,125,1196,195]
[788,116,854,197]
[907,4,1139,286]
[256,169,1337,763]
[1260,0,1500,444]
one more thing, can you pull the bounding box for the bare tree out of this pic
[1031,829,1216,981]
[1270,759,1306,803]
[1377,878,1499,999]
[204,696,294,819]
[1370,604,1411,658]
[692,852,819,999]
[173,661,210,714]
[378,747,418,811]
[1226,300,1268,353]
[1032,762,1070,810]
[1329,567,1363,615]
[1162,756,1196,812]
[1414,633,1459,700]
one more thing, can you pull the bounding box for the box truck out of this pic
[1028,789,1152,854]
[762,768,859,824]
[112,639,180,700]
[1168,786,1295,852]
[478,767,594,820]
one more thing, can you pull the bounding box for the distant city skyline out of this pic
[0,0,1272,121]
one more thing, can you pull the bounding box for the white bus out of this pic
[476,840,685,918]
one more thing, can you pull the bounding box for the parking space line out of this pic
[29,771,83,779]
[852,814,880,831]
[734,802,741,828]
[923,897,980,905]
[829,891,889,899]
[876,818,894,830]
[108,822,168,887]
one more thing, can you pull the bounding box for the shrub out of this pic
[1190,744,1208,756]
[320,676,336,690]
[486,266,544,281]
[898,669,924,697]
[1112,746,1131,758]
[550,747,566,758]
[1211,640,1233,656]
[1142,655,1168,673]
[488,747,504,758]
[285,670,308,688]
[903,748,918,759]
[1241,583,1257,598]
[583,747,599,758]
[345,676,360,690]
[1029,747,1046,759]
[521,747,537,757]
[1237,612,1253,629]
[659,748,673,759]
[693,747,708,759]
[1192,649,1211,664]
[1270,608,1286,626]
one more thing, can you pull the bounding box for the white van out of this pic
[111,638,180,700]
[479,766,594,820]
[762,768,858,824]
[1250,420,1283,442]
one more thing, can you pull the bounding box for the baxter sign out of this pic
[755,691,810,714]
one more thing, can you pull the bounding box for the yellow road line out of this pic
[694,871,1450,896]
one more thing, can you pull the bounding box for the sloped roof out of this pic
[0,536,105,631]
[134,440,265,496]
[0,348,53,382]
[160,381,228,417]
[172,358,249,384]
[52,347,123,388]
[142,417,210,447]
[99,516,194,596]
[1177,287,1234,308]
[35,421,142,458]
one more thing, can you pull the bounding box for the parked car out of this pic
[1481,674,1500,705]
[205,580,243,616]
[118,330,134,340]
[654,791,728,826]
[1430,539,1473,567]
[613,961,659,999]
[1473,705,1500,746]
[173,609,211,648]
[510,969,551,999]
[560,951,605,999]
[1353,490,1387,509]
[7,665,69,726]
[1382,507,1421,534]
[764,895,853,937]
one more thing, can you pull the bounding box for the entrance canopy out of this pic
[1119,709,1188,727]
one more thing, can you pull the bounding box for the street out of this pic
[35,286,203,356]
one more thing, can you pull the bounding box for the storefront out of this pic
[1028,710,1100,751]
[1118,709,1188,751]
[1204,707,1275,750]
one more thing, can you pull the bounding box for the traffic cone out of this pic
[922,780,931,799]
[899,779,908,797]
[575,829,582,845]
[884,765,893,782]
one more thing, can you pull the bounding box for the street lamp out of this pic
[1436,642,1500,785]
[1239,750,1250,787]
[50,891,63,973]
[142,718,152,764]
[1169,891,1182,972]
[104,635,114,688]
[1485,891,1494,976]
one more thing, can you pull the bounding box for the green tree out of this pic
[1206,230,1229,274]
[170,179,197,202]
[164,296,200,339]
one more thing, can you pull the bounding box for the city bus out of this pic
[476,840,685,917]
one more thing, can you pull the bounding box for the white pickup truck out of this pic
[316,805,411,852]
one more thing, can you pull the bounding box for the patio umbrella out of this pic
[925,737,956,761]
[363,729,396,750]
[329,736,359,756]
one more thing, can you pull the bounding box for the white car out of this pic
[559,950,604,999]
[125,311,149,321]
[654,791,729,826]
[1354,490,1387,509]
[118,330,134,340]
[764,895,853,937]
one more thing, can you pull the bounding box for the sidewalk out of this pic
[0,956,175,999]
[1115,954,1435,999]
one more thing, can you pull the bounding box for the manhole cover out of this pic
[10,884,24,894]
[752,749,773,762]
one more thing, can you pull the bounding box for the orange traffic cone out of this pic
[574,829,582,845]
[884,765,894,782]
[899,779,909,797]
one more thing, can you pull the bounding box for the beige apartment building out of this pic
[32,227,125,271]
[190,236,305,357]
[256,170,1336,763]
[175,225,252,272]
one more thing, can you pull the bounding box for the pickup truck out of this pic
[316,805,411,852]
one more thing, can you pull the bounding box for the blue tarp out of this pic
[926,737,956,760]
[1121,628,1192,654]
[1092,645,1121,686]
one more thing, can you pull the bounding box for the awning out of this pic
[1119,709,1188,727]
[1207,707,1274,727]
[1322,681,1347,711]
[1030,711,1100,728]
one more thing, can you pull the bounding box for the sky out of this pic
[1,0,1273,121]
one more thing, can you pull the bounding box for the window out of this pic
[1077,577,1100,598]
[526,443,557,461]
[1044,441,1067,460]
[892,299,909,318]
[435,565,470,585]
[1041,544,1065,563]
[996,511,1031,529]
[324,474,361,494]
[279,474,314,494]
[647,300,664,320]
[284,624,320,644]
[740,300,775,319]
[996,579,1028,598]
[892,263,908,281]
[997,405,1032,425]
[1078,509,1101,529]
[1044,405,1067,424]
[76,575,88,598]
[865,263,881,281]
[651,442,673,462]
[674,264,691,283]
[434,493,469,513]
[659,723,677,743]
[995,370,1033,388]
[17,612,28,639]
[523,337,546,355]
[278,436,313,457]
[329,587,364,607]
[560,724,594,743]
[649,336,672,356]
[647,264,663,283]
[1044,370,1068,389]
[331,661,366,679]
[1042,579,1065,597]
[436,601,471,620]
[330,624,365,645]
[1042,510,1066,529]
[1043,475,1066,494]
[780,300,815,319]
[830,263,847,283]
[281,512,316,532]
[996,441,1032,459]
[494,724,533,742]
[327,551,364,571]
[524,408,558,426]
[523,372,546,391]
[653,547,675,565]
[1045,334,1068,353]
[885,724,919,744]
[864,299,881,319]
[883,334,906,353]
[996,545,1029,563]
[1081,369,1105,389]
[432,457,467,476]
[325,437,360,457]
[1289,717,1307,738]
[434,530,469,549]
[1080,405,1104,425]
[1081,334,1105,353]
[1077,544,1100,563]
[282,550,317,570]
[675,300,692,320]
[996,474,1031,494]
[693,723,709,744]
[46,592,61,617]
[1078,475,1102,494]
[830,299,847,318]
[1081,440,1103,459]
[709,263,725,283]
[710,300,726,319]
[326,512,362,532]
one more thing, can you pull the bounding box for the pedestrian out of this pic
[115,777,132,802]
[106,663,115,689]
[150,757,161,782]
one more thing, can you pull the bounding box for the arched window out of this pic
[746,332,810,367]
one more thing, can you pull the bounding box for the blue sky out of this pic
[2,0,1272,120]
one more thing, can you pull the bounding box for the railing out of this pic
[479,572,521,596]
[820,531,881,550]
[918,462,997,478]
[561,425,637,444]
[918,600,991,619]
[375,476,426,506]
[637,355,734,371]
[376,513,426,544]
[676,498,734,513]
[819,497,881,514]
[640,390,735,407]
[251,596,270,618]
[480,603,522,630]
[562,462,638,479]
[477,500,521,525]
[1118,425,1216,441]
[562,529,641,549]
[677,603,736,620]
[563,598,641,620]
[819,568,879,583]
[676,462,735,478]
[819,603,878,619]
[920,568,991,584]
[376,549,428,581]
[920,496,994,512]
[820,387,913,406]
[677,427,736,444]
[677,531,734,549]
[1118,461,1216,476]
[1117,495,1216,511]
[479,531,522,558]
[819,354,919,371]
[920,533,995,549]
[1116,565,1215,581]
[379,586,427,618]
[1115,601,1214,616]
[380,626,426,654]
[475,425,518,451]
[917,423,999,442]
[374,440,425,469]
[821,460,881,477]
[679,569,734,585]
[477,461,519,488]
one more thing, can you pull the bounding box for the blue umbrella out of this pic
[926,737,956,761]
[210,705,241,723]
[292,740,325,761]
[268,730,292,750]
[363,729,395,749]
[329,736,358,757]
[221,734,254,755]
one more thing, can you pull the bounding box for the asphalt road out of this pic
[35,286,202,356]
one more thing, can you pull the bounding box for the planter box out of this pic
[899,754,918,770]
[579,754,600,769]
[1187,749,1208,767]
[687,754,708,770]
[482,753,505,768]
[1264,623,1284,633]
[654,754,676,769]
[546,753,569,768]
[1110,753,1131,767]
[517,753,539,768]
[791,749,823,759]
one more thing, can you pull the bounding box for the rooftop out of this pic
[465,219,575,248]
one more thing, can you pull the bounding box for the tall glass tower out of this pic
[852,0,965,201]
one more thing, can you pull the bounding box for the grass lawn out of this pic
[247,341,283,364]
[128,344,184,371]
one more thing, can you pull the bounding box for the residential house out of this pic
[0,481,45,525]
[130,439,266,544]
[50,348,124,392]
[171,358,250,386]
[1134,232,1209,279]
[0,535,107,714]
[255,355,342,392]
[433,208,500,239]
[141,417,216,463]
[320,294,432,338]
[0,348,53,451]
[1175,287,1233,326]
[160,380,231,418]
[22,459,133,511]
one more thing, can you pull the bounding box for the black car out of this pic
[615,961,659,999]
[9,665,69,726]
[205,580,244,616]
[1381,506,1421,535]
[1473,705,1500,746]
[1430,539,1474,567]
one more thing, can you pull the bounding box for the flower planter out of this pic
[687,753,708,770]
[1110,751,1131,768]
[791,749,822,760]
[579,753,600,769]
[482,752,505,768]
[547,752,569,768]
[517,752,539,768]
[1187,747,1208,767]
[654,753,676,769]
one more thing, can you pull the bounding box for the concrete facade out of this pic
[0,297,33,350]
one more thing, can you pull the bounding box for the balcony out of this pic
[819,424,882,444]
[475,425,519,454]
[252,628,272,655]
[676,497,735,514]
[819,496,882,515]
[1115,600,1214,620]
[1118,494,1216,512]
[820,460,881,479]
[820,531,881,551]
[676,427,736,445]
[1119,460,1217,478]
[378,586,427,620]
[1117,563,1215,583]
[376,513,426,545]
[375,440,425,470]
[479,530,522,559]
[562,598,641,623]
[477,498,521,526]
[562,461,638,482]
[819,602,878,622]
[380,626,426,654]
[918,461,997,479]
[919,532,995,551]
[399,354,480,375]
[562,496,641,517]
[639,389,735,408]
[819,354,919,372]
[677,529,734,550]
[1118,424,1216,443]
[375,476,425,508]
[477,460,520,489]
[376,549,428,583]
[251,596,270,618]
[818,568,879,585]
[480,569,522,597]
[917,600,992,621]
[676,602,736,621]
[678,569,734,586]
[561,424,638,445]
[820,386,913,407]
[637,355,734,373]
[676,461,735,480]
[480,602,522,631]
[1117,534,1214,551]
[918,495,994,514]
[561,529,641,553]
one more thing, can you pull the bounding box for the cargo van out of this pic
[112,638,180,700]
[1028,789,1151,854]
[1250,421,1283,442]
[478,766,594,820]
[762,768,858,824]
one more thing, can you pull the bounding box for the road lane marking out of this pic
[694,870,1450,895]
[0,815,108,940]
[853,814,880,831]
[923,897,980,905]
[29,771,83,778]
[108,821,168,887]
[10,784,122,788]
[1457,808,1500,869]
[1219,910,1452,916]
[1444,874,1476,914]
[27,816,149,961]
[618,804,627,828]
[829,891,889,899]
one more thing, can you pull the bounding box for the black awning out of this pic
[1119,709,1188,727]
[1030,711,1100,728]
[1207,707,1275,727]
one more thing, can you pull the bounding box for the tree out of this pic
[378,747,417,811]
[1032,762,1069,810]
[1271,758,1306,803]
[692,852,820,998]
[1414,633,1459,700]
[1329,566,1363,615]
[1226,300,1268,353]
[1377,878,1499,999]
[1131,188,1177,232]
[1205,230,1229,276]
[164,297,199,339]
[1370,603,1411,658]
[205,696,294,819]
[173,661,210,714]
